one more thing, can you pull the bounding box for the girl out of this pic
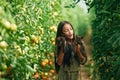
[55,21,87,80]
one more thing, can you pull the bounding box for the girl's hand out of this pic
[57,52,64,66]
[76,44,84,62]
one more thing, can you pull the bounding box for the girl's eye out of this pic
[64,28,72,32]
[65,30,68,32]
[63,29,68,32]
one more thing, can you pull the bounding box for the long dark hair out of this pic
[55,21,76,66]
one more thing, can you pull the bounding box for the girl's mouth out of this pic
[68,34,73,38]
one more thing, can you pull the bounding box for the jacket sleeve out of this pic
[54,37,66,73]
[75,36,87,65]
[56,47,64,66]
[76,44,84,63]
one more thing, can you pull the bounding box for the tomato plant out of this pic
[0,0,61,79]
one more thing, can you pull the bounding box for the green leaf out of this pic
[25,65,36,72]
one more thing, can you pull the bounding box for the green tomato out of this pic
[0,63,7,70]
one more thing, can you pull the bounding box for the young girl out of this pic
[55,21,87,80]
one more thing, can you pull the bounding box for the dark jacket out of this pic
[54,35,87,73]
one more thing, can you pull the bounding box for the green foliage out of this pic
[90,0,120,80]
[61,0,90,36]
[0,0,61,79]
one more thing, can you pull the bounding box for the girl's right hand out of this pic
[57,52,64,66]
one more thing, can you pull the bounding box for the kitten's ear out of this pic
[75,35,83,45]
[76,35,83,40]
[56,37,66,47]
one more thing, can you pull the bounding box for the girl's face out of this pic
[62,23,74,40]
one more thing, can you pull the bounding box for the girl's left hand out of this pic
[75,44,84,62]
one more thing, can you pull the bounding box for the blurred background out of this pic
[1,0,120,80]
[60,0,93,80]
